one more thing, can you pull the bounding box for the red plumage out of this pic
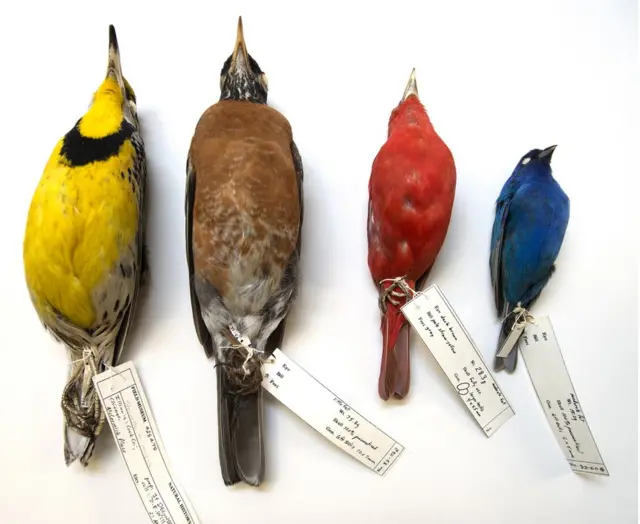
[367,70,456,400]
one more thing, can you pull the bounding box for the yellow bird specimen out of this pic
[23,25,147,466]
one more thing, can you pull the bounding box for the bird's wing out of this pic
[499,181,570,310]
[112,132,147,366]
[490,175,522,317]
[415,267,433,293]
[490,199,511,317]
[291,139,304,244]
[185,155,214,357]
[263,139,304,355]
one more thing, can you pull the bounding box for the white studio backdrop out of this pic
[0,1,637,523]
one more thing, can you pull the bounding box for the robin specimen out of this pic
[367,69,456,401]
[185,17,303,486]
[490,145,570,372]
[23,25,147,466]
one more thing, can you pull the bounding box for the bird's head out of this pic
[81,25,139,137]
[219,17,268,104]
[513,145,557,176]
[388,69,431,133]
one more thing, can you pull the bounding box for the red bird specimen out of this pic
[367,69,456,401]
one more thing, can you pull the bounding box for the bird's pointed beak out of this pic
[106,25,127,100]
[538,144,557,163]
[231,16,250,72]
[402,68,419,101]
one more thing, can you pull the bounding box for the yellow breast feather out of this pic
[24,139,139,328]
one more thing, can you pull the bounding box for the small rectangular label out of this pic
[93,363,201,524]
[497,321,526,359]
[262,349,404,476]
[401,285,515,437]
[519,317,609,476]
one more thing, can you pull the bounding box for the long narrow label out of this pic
[93,363,201,523]
[401,284,515,437]
[519,317,609,476]
[262,349,404,476]
[497,322,526,358]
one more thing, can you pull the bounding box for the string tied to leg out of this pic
[218,324,266,395]
[511,304,537,330]
[378,276,416,313]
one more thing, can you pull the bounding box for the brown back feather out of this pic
[189,100,301,300]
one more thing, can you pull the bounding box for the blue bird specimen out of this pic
[490,145,570,372]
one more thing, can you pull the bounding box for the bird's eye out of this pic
[522,157,531,165]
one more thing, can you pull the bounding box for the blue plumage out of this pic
[490,145,570,372]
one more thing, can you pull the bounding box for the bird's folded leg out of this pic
[222,344,265,395]
[61,348,106,467]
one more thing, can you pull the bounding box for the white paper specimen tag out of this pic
[496,321,526,359]
[93,362,201,523]
[519,317,609,476]
[262,349,404,476]
[401,285,515,437]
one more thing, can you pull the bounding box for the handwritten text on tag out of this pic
[401,285,514,437]
[93,362,200,524]
[519,317,609,476]
[262,349,404,476]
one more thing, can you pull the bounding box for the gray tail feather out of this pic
[217,366,264,487]
[494,310,520,373]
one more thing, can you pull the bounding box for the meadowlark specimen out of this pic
[186,17,303,486]
[23,25,147,466]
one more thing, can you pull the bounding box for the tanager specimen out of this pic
[367,69,456,400]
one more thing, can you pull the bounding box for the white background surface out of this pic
[0,1,637,523]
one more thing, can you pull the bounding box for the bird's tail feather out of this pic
[378,304,411,400]
[217,365,264,486]
[494,310,520,373]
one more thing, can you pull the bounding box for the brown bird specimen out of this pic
[185,17,304,486]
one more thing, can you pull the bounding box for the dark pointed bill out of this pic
[402,68,419,101]
[107,24,127,100]
[538,144,557,162]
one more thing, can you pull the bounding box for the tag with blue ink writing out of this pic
[262,349,404,476]
[401,284,515,437]
[93,362,201,523]
[519,317,609,476]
